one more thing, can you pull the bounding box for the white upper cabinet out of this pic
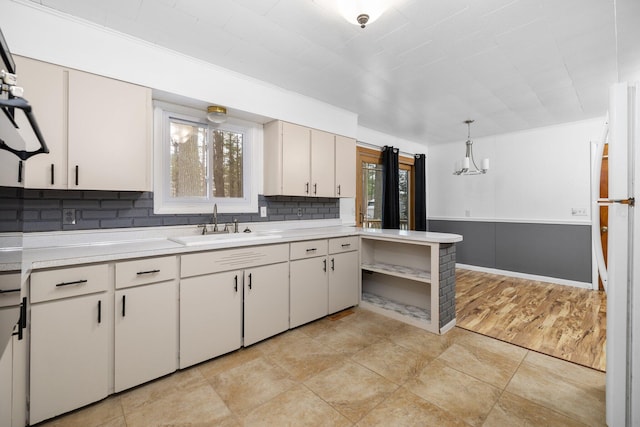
[14,56,66,189]
[334,135,356,198]
[13,56,151,191]
[68,69,150,191]
[264,120,355,198]
[310,129,335,197]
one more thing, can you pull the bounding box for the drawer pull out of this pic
[55,279,88,287]
[341,243,351,248]
[0,288,20,294]
[12,298,26,340]
[136,269,160,275]
[306,248,317,253]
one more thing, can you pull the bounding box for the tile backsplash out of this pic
[0,187,339,233]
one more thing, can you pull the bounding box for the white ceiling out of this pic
[26,0,640,144]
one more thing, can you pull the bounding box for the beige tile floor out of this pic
[38,308,606,427]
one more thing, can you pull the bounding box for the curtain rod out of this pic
[356,140,417,158]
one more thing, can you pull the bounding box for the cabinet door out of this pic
[30,294,109,425]
[329,251,359,314]
[115,281,177,392]
[243,263,289,346]
[68,69,151,191]
[0,324,11,426]
[290,257,328,328]
[14,56,67,189]
[180,271,242,369]
[310,129,335,197]
[281,122,311,196]
[335,135,356,197]
[0,155,22,188]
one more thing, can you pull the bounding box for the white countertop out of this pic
[2,222,462,273]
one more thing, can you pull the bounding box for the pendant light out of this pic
[453,120,489,175]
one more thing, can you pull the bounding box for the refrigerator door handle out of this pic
[592,118,609,291]
[597,197,635,206]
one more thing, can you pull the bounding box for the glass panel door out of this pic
[362,162,383,229]
[361,162,410,230]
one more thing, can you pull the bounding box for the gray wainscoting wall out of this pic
[428,219,592,283]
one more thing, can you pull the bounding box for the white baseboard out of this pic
[456,263,593,289]
[440,318,456,334]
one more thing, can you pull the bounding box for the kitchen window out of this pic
[153,104,259,214]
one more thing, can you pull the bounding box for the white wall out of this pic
[1,0,358,138]
[428,117,604,224]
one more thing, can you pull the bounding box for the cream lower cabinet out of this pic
[0,272,27,427]
[289,237,359,326]
[328,237,359,313]
[243,262,290,346]
[179,270,242,369]
[29,264,110,425]
[0,332,27,427]
[289,240,329,328]
[114,256,177,392]
[180,244,289,361]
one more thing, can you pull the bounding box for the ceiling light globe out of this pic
[206,105,227,124]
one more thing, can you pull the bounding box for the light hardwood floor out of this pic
[456,269,607,371]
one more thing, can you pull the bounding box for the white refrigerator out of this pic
[604,81,639,427]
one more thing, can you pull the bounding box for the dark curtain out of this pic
[381,146,400,229]
[414,154,427,231]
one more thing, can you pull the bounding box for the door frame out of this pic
[355,146,415,229]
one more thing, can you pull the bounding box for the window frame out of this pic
[153,103,260,215]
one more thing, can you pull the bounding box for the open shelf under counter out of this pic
[359,232,460,335]
[361,262,431,283]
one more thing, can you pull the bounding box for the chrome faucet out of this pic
[212,203,218,232]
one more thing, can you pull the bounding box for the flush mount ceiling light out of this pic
[453,120,489,176]
[337,0,387,29]
[206,105,227,124]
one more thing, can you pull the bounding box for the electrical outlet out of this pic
[571,207,588,216]
[63,208,76,225]
[465,209,471,217]
[260,206,267,217]
[297,208,303,217]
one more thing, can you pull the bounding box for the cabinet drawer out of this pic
[329,236,359,254]
[290,239,328,260]
[31,264,108,303]
[181,244,289,278]
[115,256,177,289]
[0,272,21,308]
